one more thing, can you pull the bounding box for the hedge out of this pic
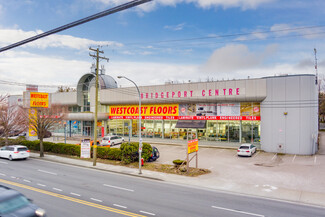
[2,138,151,164]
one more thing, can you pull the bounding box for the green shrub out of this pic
[173,159,186,166]
[120,142,152,164]
[97,147,122,161]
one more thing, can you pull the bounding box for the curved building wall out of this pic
[260,75,318,155]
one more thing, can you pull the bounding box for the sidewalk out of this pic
[38,134,325,208]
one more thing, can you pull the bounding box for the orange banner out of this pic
[109,104,179,116]
[188,139,198,154]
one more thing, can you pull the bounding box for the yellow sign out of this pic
[28,108,37,137]
[109,104,179,116]
[188,139,198,154]
[30,92,49,108]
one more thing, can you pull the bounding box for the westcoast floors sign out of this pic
[108,103,260,121]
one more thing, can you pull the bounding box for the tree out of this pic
[27,105,65,157]
[0,95,27,145]
[57,86,76,92]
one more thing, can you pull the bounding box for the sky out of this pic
[0,0,324,95]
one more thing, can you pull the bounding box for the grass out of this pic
[39,151,211,177]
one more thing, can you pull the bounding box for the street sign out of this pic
[81,139,91,158]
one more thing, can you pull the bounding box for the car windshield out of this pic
[239,146,249,149]
[17,147,28,152]
[0,195,30,214]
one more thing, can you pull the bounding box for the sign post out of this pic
[80,139,91,159]
[187,138,199,173]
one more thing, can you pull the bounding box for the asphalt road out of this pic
[0,158,324,217]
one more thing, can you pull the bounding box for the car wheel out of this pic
[9,155,13,161]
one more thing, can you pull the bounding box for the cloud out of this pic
[201,44,278,73]
[164,23,186,31]
[0,51,89,95]
[0,28,123,50]
[91,0,276,11]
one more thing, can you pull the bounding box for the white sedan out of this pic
[0,145,30,160]
[237,143,257,157]
[100,135,124,147]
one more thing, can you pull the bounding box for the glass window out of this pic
[229,121,240,142]
[206,121,217,141]
[0,195,30,214]
[154,120,162,138]
[217,121,228,142]
[164,121,171,139]
[241,121,253,143]
[144,120,154,138]
[253,121,261,143]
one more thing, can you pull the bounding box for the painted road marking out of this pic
[10,176,16,179]
[37,183,46,187]
[0,173,6,176]
[70,192,81,197]
[212,206,265,217]
[103,184,134,192]
[37,169,57,176]
[140,210,156,216]
[292,155,296,163]
[0,161,8,164]
[0,178,146,217]
[91,198,103,203]
[314,156,317,164]
[114,204,127,209]
[53,188,63,192]
[23,179,31,183]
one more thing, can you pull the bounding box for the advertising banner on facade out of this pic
[217,103,240,116]
[109,103,260,121]
[109,104,179,117]
[30,92,49,108]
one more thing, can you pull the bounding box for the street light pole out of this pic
[117,76,142,174]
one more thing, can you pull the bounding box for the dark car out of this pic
[148,146,160,162]
[0,185,46,217]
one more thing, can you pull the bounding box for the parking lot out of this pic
[151,143,325,194]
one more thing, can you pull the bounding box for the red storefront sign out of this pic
[108,116,260,121]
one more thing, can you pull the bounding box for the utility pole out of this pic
[89,47,109,166]
[315,48,321,132]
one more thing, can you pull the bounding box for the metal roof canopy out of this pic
[175,120,207,129]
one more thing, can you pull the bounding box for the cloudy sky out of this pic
[0,0,324,94]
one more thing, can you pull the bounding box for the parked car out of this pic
[237,143,257,157]
[100,135,124,146]
[0,145,30,160]
[148,146,160,162]
[0,185,46,217]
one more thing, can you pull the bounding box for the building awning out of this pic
[175,120,207,129]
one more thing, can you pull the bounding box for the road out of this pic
[0,158,324,217]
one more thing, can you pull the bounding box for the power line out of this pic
[0,0,152,53]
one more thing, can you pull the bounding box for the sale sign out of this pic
[188,139,198,154]
[30,92,49,108]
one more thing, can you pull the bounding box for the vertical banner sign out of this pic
[80,139,91,158]
[28,108,37,137]
[30,92,49,108]
[188,138,199,154]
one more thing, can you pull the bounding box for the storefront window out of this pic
[164,121,171,139]
[144,120,154,138]
[241,121,252,143]
[154,121,162,138]
[170,121,179,139]
[206,121,217,141]
[217,121,228,142]
[123,120,131,137]
[229,121,240,142]
[253,121,261,143]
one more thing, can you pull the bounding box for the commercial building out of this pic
[23,70,319,155]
